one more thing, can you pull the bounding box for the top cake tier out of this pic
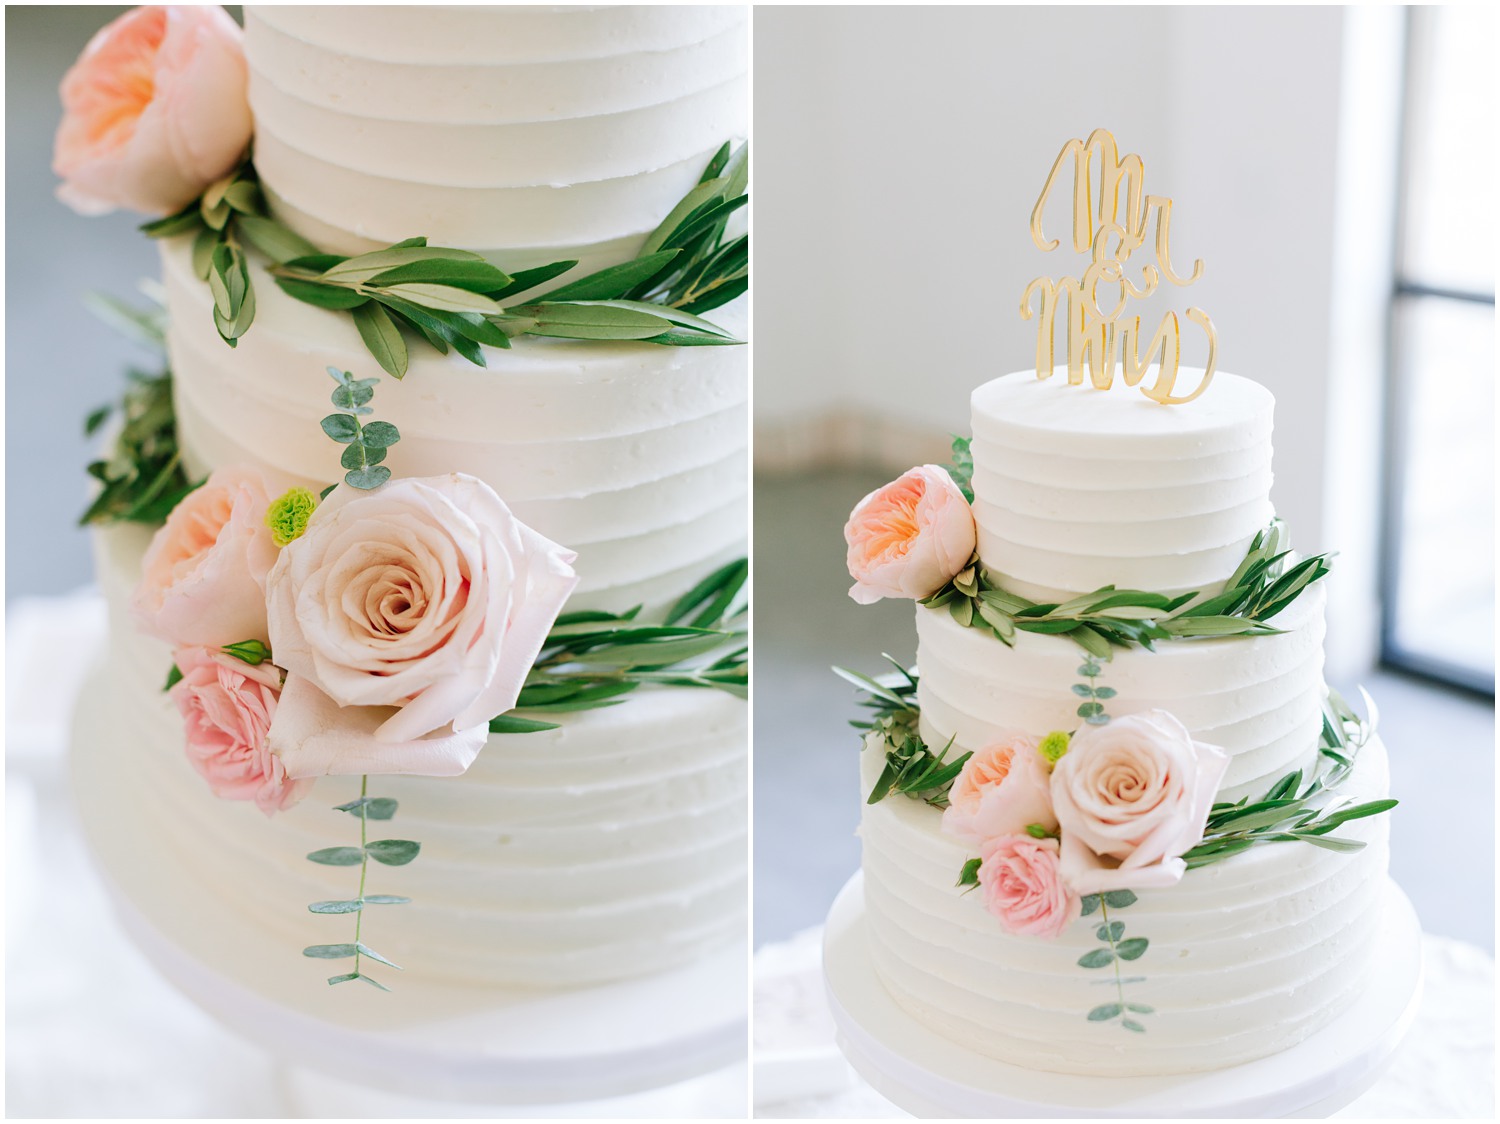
[970,370,1276,602]
[243,5,748,270]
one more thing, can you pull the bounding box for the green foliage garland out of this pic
[490,558,749,733]
[143,145,748,378]
[921,520,1333,658]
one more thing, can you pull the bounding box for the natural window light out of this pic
[1383,5,1496,693]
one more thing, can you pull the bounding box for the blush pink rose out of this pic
[264,474,578,776]
[977,834,1081,939]
[53,5,252,216]
[845,465,976,604]
[1052,711,1230,896]
[941,731,1056,847]
[132,464,278,648]
[170,646,309,816]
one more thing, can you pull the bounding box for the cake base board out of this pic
[823,871,1422,1119]
[70,666,747,1108]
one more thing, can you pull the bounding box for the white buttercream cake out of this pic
[78,3,748,999]
[856,370,1393,1076]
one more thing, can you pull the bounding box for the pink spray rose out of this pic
[941,732,1057,847]
[844,465,976,604]
[1052,711,1230,896]
[265,474,578,778]
[53,5,252,216]
[132,464,278,649]
[170,645,309,816]
[977,834,1081,939]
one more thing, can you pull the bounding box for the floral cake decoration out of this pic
[63,5,749,993]
[837,440,1396,1031]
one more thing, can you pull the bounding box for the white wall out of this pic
[755,4,1387,672]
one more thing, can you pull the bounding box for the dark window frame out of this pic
[1378,6,1496,697]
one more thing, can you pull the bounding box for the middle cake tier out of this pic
[915,584,1328,803]
[160,238,748,613]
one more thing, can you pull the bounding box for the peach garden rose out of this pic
[1051,710,1230,895]
[264,473,578,778]
[53,5,252,216]
[940,731,1057,847]
[844,465,976,604]
[132,464,278,649]
[170,645,309,816]
[977,834,1081,939]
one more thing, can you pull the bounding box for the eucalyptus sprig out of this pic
[1184,689,1396,867]
[303,777,418,992]
[320,367,401,490]
[922,520,1333,659]
[488,558,749,733]
[80,290,199,527]
[834,658,972,807]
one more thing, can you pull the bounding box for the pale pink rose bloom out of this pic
[977,834,1081,939]
[265,474,578,775]
[1052,711,1230,896]
[53,5,251,216]
[170,646,309,816]
[132,464,278,648]
[844,465,976,604]
[269,675,490,780]
[941,732,1057,847]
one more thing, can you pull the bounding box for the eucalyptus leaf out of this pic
[303,943,357,959]
[365,839,420,866]
[354,942,403,970]
[306,846,364,866]
[344,465,391,490]
[309,899,364,915]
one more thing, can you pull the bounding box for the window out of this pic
[1382,5,1496,694]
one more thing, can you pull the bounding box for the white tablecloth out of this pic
[754,919,1495,1117]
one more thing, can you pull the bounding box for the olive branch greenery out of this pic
[833,658,971,808]
[838,659,1394,867]
[922,515,1333,661]
[79,290,200,527]
[142,144,748,379]
[140,162,294,347]
[302,777,418,992]
[1182,688,1396,867]
[489,558,749,733]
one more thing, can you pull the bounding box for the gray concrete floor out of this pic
[752,469,1496,952]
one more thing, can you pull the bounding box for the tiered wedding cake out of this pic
[66,3,748,1005]
[840,131,1395,1077]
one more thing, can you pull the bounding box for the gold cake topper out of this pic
[1021,129,1216,405]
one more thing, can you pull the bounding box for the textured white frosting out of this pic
[94,523,746,990]
[161,240,747,613]
[859,733,1391,1076]
[915,586,1329,803]
[970,370,1276,602]
[243,5,748,270]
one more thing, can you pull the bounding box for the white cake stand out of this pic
[823,871,1423,1119]
[70,674,747,1111]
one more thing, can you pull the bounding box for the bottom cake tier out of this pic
[857,731,1391,1077]
[82,523,747,1001]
